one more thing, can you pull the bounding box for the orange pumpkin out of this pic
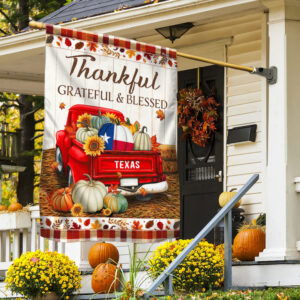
[92,263,120,293]
[51,188,73,212]
[88,242,119,268]
[233,228,265,261]
[0,205,7,211]
[8,203,23,212]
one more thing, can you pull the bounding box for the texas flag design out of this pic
[99,123,134,151]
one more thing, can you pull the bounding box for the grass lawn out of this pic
[157,288,300,299]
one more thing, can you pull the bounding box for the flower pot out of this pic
[33,292,59,300]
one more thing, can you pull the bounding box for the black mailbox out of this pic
[227,124,257,144]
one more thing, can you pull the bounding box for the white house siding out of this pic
[225,12,267,219]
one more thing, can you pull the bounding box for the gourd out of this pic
[91,110,111,130]
[232,227,265,261]
[51,187,73,212]
[88,242,119,268]
[8,203,23,212]
[133,126,152,151]
[72,174,106,213]
[91,263,120,293]
[99,122,134,151]
[103,193,128,213]
[76,122,98,144]
[218,188,241,208]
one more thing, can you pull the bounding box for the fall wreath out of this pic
[178,88,219,147]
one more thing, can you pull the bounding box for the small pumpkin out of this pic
[76,122,98,144]
[51,187,73,212]
[72,174,106,213]
[91,110,111,130]
[103,193,128,213]
[0,205,7,211]
[133,126,152,151]
[233,226,265,261]
[8,202,23,212]
[88,242,119,268]
[91,263,120,293]
[218,188,241,208]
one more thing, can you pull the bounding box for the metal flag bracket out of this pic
[251,66,278,84]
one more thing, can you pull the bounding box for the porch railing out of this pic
[145,174,259,297]
[0,206,65,274]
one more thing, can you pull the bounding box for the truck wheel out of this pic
[136,194,153,201]
[68,168,74,186]
[55,147,63,173]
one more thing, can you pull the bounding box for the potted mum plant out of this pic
[5,250,81,299]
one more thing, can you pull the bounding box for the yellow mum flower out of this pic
[83,135,105,156]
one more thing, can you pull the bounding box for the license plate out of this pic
[120,178,138,187]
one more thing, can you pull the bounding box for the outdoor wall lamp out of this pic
[155,22,194,43]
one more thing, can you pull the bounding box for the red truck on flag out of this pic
[55,104,168,196]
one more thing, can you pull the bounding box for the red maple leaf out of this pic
[59,102,66,110]
[156,109,165,121]
[50,161,59,171]
[139,187,148,196]
[132,221,143,230]
[108,184,119,193]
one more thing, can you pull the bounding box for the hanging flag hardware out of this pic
[29,21,277,84]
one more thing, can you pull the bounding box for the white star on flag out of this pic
[101,133,111,143]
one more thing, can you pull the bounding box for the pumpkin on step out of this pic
[91,263,120,293]
[0,204,7,211]
[50,187,73,212]
[103,193,128,213]
[91,110,111,130]
[8,202,23,212]
[133,126,152,151]
[72,174,107,213]
[233,225,265,261]
[88,242,119,268]
[218,188,242,208]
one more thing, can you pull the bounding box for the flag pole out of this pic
[29,21,277,84]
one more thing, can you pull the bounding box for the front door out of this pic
[178,65,224,241]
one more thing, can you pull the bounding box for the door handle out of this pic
[215,170,223,182]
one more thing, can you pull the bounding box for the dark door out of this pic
[178,65,224,241]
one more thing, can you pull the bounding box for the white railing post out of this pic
[29,206,40,252]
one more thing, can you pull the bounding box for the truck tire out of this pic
[68,168,74,186]
[55,147,63,173]
[136,194,153,201]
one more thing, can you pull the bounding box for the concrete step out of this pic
[233,260,300,287]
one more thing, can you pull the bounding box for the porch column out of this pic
[257,0,300,261]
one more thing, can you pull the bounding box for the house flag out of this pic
[40,24,180,242]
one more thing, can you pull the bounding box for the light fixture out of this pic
[155,22,194,43]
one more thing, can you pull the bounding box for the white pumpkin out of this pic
[72,174,107,213]
[133,126,152,151]
[76,126,98,144]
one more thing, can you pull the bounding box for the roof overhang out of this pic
[0,0,266,95]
